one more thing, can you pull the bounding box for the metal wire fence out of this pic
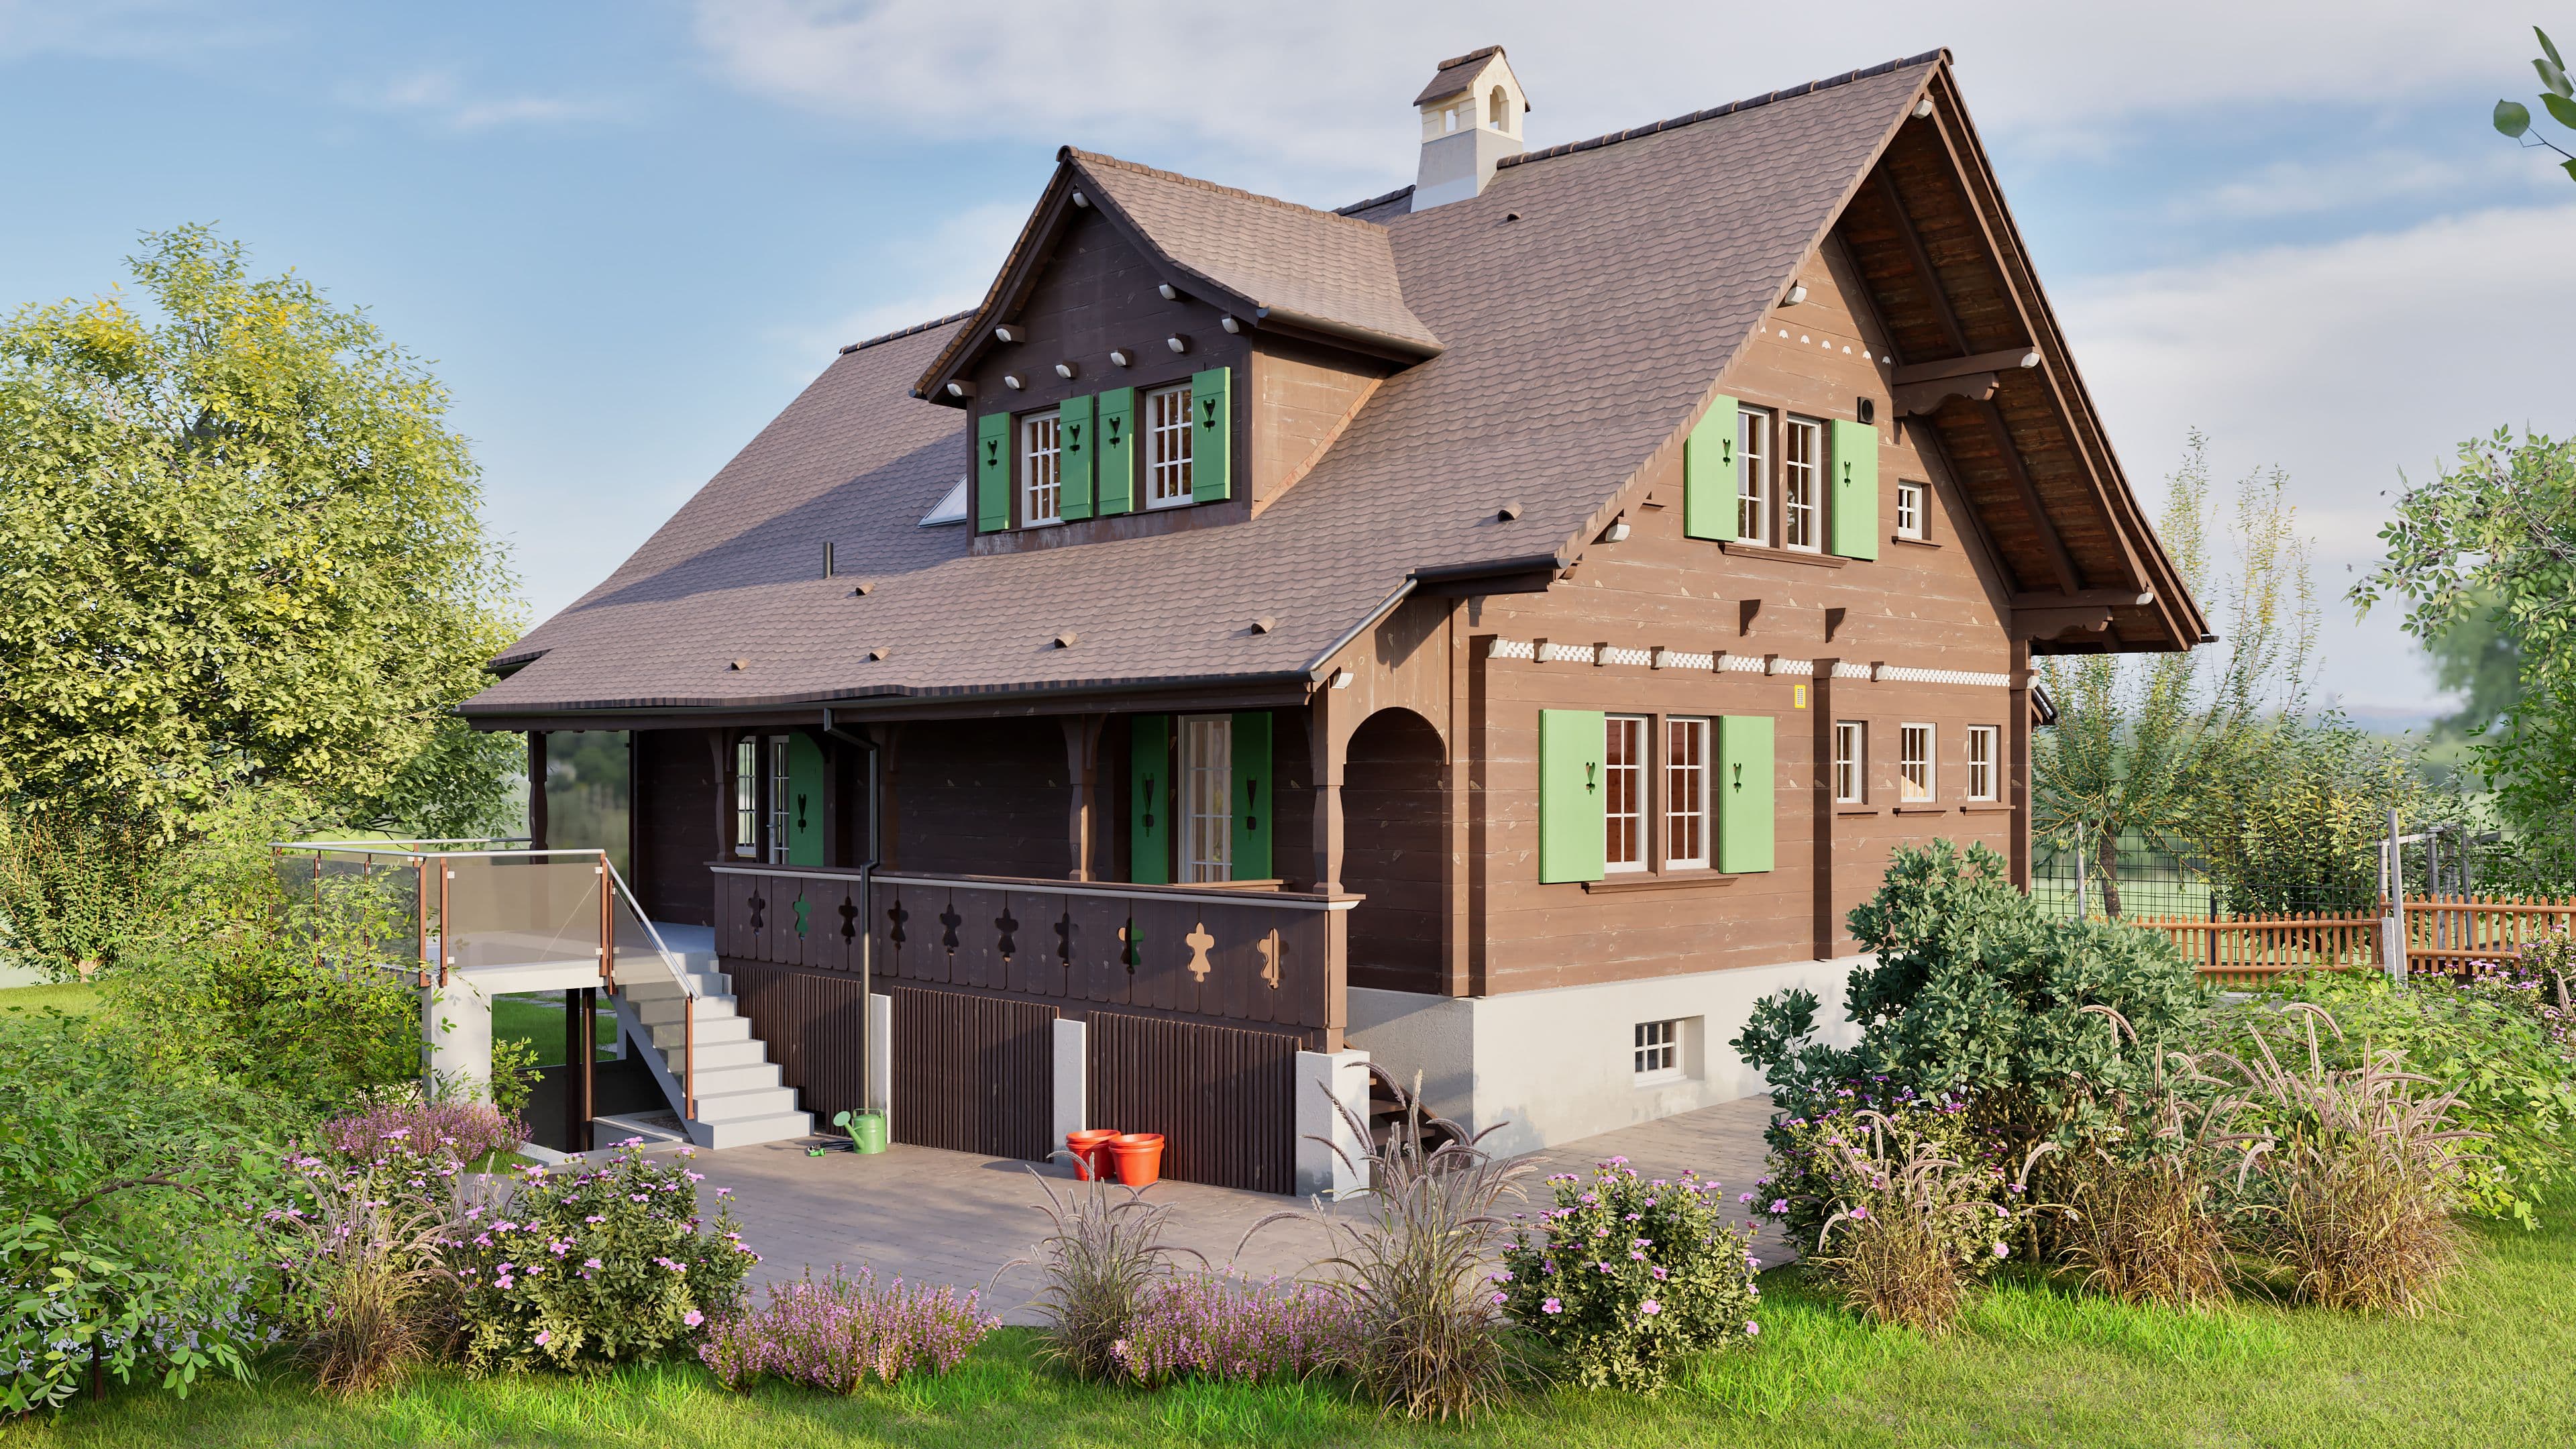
[2031,821,2516,922]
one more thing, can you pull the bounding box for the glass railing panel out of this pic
[272,848,425,972]
[606,876,682,993]
[437,853,605,973]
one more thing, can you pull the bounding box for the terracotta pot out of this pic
[1065,1129,1119,1181]
[1108,1132,1165,1187]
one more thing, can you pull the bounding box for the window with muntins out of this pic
[1665,716,1709,869]
[767,735,792,863]
[733,737,759,857]
[1900,724,1934,803]
[1737,407,1772,545]
[1146,383,1193,508]
[1605,714,1646,872]
[1634,1020,1681,1083]
[1022,411,1062,525]
[1834,720,1866,804]
[1896,479,1926,539]
[1179,714,1233,883]
[1783,416,1822,551]
[1966,725,1998,800]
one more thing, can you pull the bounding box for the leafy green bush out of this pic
[2216,973,2576,1226]
[0,1012,294,1412]
[449,1144,755,1375]
[1734,841,2210,1167]
[1499,1161,1758,1392]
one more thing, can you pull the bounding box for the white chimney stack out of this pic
[1413,46,1527,209]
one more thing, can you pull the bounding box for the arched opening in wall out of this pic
[1488,85,1508,130]
[1341,707,1446,996]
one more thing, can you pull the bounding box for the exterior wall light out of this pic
[1219,315,1240,333]
[1603,520,1631,543]
[1055,362,1077,379]
[945,380,970,397]
[1330,668,1355,690]
[1166,335,1189,354]
[1004,374,1024,390]
[1109,350,1132,366]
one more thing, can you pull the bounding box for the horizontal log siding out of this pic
[890,985,1056,1161]
[1087,1012,1298,1193]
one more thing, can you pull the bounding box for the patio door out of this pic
[1130,712,1272,885]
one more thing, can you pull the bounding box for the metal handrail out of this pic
[597,855,700,1123]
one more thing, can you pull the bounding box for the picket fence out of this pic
[2121,894,2576,987]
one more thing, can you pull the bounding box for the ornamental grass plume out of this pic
[1806,1111,2056,1334]
[699,1266,998,1392]
[1108,1272,1359,1387]
[266,1142,467,1396]
[1006,1171,1203,1382]
[1244,1065,1532,1423]
[2217,1003,2475,1314]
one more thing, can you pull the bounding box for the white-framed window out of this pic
[1900,724,1935,803]
[1179,714,1232,883]
[1604,714,1648,872]
[1895,479,1927,540]
[1782,415,1823,551]
[1737,407,1772,545]
[1145,383,1193,508]
[1834,720,1866,804]
[733,736,759,858]
[1021,411,1062,525]
[1633,1019,1682,1083]
[1664,716,1709,869]
[767,735,793,863]
[1966,725,1999,801]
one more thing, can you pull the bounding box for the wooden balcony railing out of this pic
[708,864,1355,1042]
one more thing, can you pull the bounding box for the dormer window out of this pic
[1146,382,1195,508]
[1022,411,1063,525]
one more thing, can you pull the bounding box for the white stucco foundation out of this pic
[423,960,605,1098]
[1346,954,1869,1158]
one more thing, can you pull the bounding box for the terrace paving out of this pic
[677,1096,1788,1324]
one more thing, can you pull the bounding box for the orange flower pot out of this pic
[1065,1129,1119,1181]
[1108,1132,1165,1187]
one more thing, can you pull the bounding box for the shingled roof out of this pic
[468,51,2109,721]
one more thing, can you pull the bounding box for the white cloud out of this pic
[690,0,2546,201]
[0,0,268,63]
[2179,148,2536,222]
[360,68,623,133]
[2059,201,2576,714]
[769,201,1026,375]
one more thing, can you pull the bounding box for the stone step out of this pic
[635,991,738,1028]
[619,970,729,1004]
[690,1084,801,1124]
[664,1037,767,1073]
[643,1015,751,1051]
[683,1061,781,1097]
[694,1110,813,1150]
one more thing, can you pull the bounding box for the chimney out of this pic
[1412,46,1527,209]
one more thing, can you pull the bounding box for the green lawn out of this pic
[0,981,101,1016]
[492,991,618,1068]
[8,1197,2573,1448]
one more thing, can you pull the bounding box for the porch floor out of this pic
[688,1096,1786,1323]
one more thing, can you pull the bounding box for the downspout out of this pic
[822,708,881,1129]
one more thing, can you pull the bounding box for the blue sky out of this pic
[5,1,2571,725]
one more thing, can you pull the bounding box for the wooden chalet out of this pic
[462,46,2204,1191]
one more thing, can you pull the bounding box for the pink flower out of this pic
[1490,1291,1506,1305]
[1850,1205,1870,1220]
[684,1309,704,1328]
[1640,1300,1661,1316]
[1992,1242,2010,1258]
[1745,1320,1761,1337]
[1542,1298,1562,1315]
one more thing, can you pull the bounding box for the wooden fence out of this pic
[2126,894,2576,985]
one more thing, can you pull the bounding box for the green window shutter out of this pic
[1717,714,1775,873]
[1538,709,1607,883]
[1129,715,1171,885]
[1096,386,1136,516]
[1684,394,1740,541]
[786,732,826,867]
[1189,366,1232,503]
[975,411,1012,532]
[1829,419,1880,559]
[1229,711,1273,881]
[1058,394,1095,521]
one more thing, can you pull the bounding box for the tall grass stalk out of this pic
[1005,1171,1201,1382]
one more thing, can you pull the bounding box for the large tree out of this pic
[0,226,519,838]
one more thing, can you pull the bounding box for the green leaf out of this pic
[2563,156,2576,184]
[2498,99,2534,137]
[2541,26,2565,72]
[2545,91,2576,131]
[2543,57,2576,101]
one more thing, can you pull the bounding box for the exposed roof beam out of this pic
[1894,373,1994,416]
[2010,588,2155,608]
[1892,347,2037,386]
[1872,167,1968,357]
[1977,398,2082,595]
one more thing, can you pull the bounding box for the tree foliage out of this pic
[2493,26,2576,182]
[0,225,519,841]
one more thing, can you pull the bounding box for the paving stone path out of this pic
[686,1097,1789,1324]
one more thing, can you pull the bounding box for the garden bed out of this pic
[6,1190,2572,1449]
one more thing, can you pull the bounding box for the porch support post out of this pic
[872,724,905,869]
[1295,1046,1371,1199]
[1060,715,1107,881]
[1051,1016,1087,1158]
[1308,689,1348,894]
[2009,639,2032,890]
[528,731,549,850]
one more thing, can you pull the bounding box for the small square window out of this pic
[1900,724,1935,803]
[1896,480,1927,539]
[1633,1019,1682,1083]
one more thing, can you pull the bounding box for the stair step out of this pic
[619,969,730,999]
[685,1062,781,1096]
[645,1016,750,1049]
[636,992,737,1028]
[694,1111,814,1150]
[665,1038,767,1072]
[691,1085,800,1124]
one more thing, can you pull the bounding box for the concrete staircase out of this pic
[609,929,812,1150]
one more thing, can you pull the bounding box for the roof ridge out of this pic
[1496,49,1945,171]
[1334,183,1415,217]
[1432,44,1503,74]
[839,309,974,356]
[1063,148,1390,235]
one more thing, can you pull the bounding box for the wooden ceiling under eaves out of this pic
[1835,68,2205,655]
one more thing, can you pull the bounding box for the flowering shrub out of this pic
[1497,1160,1759,1392]
[1752,1083,2004,1248]
[322,1100,525,1170]
[448,1142,756,1374]
[700,1267,996,1392]
[267,1138,465,1394]
[2469,930,2576,1060]
[1108,1273,1358,1387]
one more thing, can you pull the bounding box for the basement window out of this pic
[1633,1020,1683,1085]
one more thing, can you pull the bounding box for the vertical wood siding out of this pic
[1086,1012,1297,1193]
[890,985,1057,1161]
[727,961,871,1133]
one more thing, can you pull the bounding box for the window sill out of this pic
[1585,870,1740,894]
[1960,802,2014,814]
[1892,534,1940,549]
[1632,1073,1689,1089]
[1893,805,1949,815]
[1720,541,1847,570]
[1834,807,1878,816]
